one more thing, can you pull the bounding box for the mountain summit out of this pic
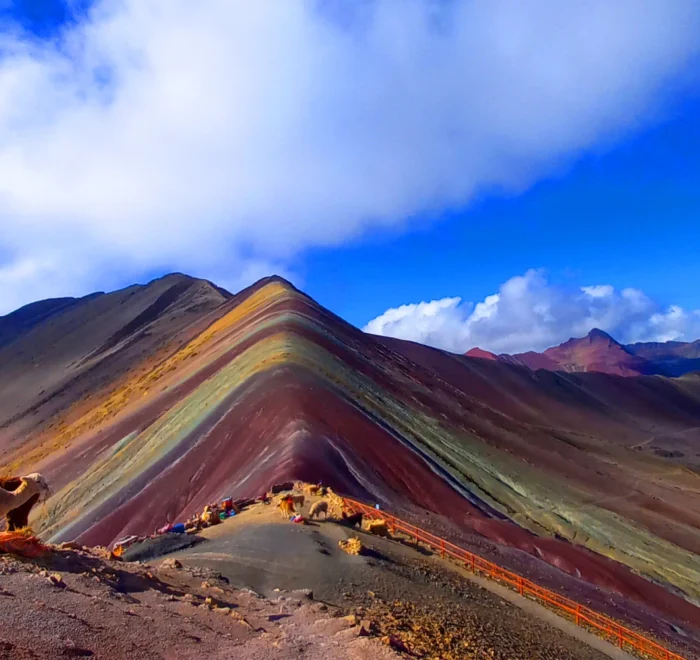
[539,327,653,376]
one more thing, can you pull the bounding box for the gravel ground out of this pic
[170,500,618,660]
[121,533,205,562]
[0,497,636,659]
[0,546,399,660]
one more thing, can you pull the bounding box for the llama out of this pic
[0,473,51,530]
[0,477,38,531]
[304,484,320,496]
[340,511,363,528]
[366,519,390,537]
[309,500,328,519]
[278,497,295,519]
[290,494,305,508]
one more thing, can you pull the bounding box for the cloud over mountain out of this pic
[1,1,700,312]
[364,269,700,354]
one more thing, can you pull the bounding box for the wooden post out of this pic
[517,577,524,595]
[440,540,445,558]
[471,555,476,573]
[575,604,581,626]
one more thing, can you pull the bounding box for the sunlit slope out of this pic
[0,273,230,466]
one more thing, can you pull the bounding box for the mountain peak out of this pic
[466,329,700,378]
[465,347,498,360]
[584,328,620,345]
[540,328,652,375]
[557,328,618,349]
[257,274,299,291]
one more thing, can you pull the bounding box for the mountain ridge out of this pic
[467,328,700,377]
[0,273,232,458]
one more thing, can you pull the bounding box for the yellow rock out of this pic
[338,537,364,555]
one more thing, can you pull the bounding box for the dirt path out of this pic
[438,557,635,660]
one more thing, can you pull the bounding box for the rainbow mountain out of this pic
[1,274,700,647]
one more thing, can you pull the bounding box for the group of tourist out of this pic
[154,497,240,537]
[182,497,240,533]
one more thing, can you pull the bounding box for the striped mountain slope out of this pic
[2,275,700,652]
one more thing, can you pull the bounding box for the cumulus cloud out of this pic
[363,270,700,354]
[1,1,700,312]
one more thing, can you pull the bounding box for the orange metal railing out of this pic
[341,496,686,660]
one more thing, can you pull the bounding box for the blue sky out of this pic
[1,1,699,353]
[304,100,700,325]
[0,0,85,36]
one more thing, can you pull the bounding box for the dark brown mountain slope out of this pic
[627,339,700,376]
[0,273,230,459]
[0,296,90,349]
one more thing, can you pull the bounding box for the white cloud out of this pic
[1,1,700,312]
[364,269,700,354]
[581,285,614,299]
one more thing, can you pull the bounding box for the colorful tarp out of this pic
[0,530,49,558]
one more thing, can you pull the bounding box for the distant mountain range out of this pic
[465,328,700,377]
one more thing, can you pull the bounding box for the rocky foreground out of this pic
[0,518,618,660]
[0,545,399,660]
